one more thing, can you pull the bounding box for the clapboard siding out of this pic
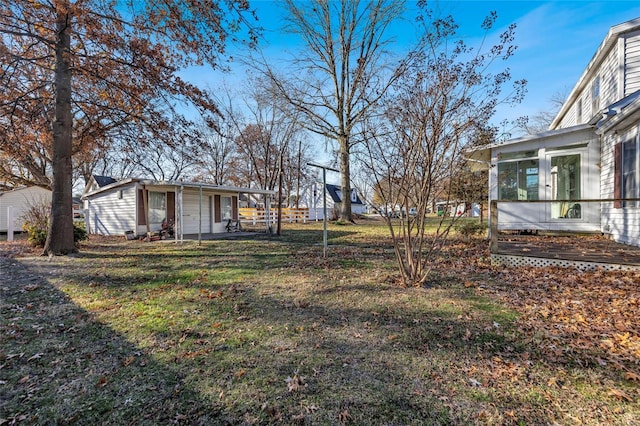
[86,186,137,235]
[600,47,619,107]
[625,31,640,95]
[601,125,640,246]
[0,186,52,232]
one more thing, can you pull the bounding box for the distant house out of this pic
[324,184,367,216]
[84,175,117,193]
[0,186,52,233]
[469,18,640,247]
[81,177,275,238]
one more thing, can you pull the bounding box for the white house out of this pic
[0,186,52,233]
[469,17,640,247]
[81,176,275,238]
[295,183,368,219]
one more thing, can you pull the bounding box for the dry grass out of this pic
[1,222,638,425]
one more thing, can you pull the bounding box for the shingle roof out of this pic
[325,184,363,205]
[93,175,117,187]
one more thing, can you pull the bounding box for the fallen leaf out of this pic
[608,388,633,402]
[285,374,305,392]
[96,375,109,387]
[17,375,29,384]
[339,409,352,424]
[122,356,135,367]
[624,371,640,382]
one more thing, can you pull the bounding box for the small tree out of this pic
[360,9,526,286]
[257,0,407,222]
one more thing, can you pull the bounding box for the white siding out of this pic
[600,46,620,107]
[0,187,52,232]
[601,125,640,247]
[624,31,640,96]
[86,185,137,236]
[490,128,601,232]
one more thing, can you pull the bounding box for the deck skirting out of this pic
[491,253,640,272]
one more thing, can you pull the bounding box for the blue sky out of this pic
[242,1,640,134]
[185,1,640,172]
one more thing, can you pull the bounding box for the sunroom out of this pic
[469,124,601,233]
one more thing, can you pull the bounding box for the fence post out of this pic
[7,206,14,242]
[489,200,498,253]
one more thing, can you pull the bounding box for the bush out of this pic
[455,220,487,239]
[21,201,50,247]
[21,202,88,248]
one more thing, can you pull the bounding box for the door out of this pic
[547,153,582,219]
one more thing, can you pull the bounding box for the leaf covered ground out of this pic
[1,222,639,425]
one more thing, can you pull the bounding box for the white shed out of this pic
[0,186,52,233]
[82,177,275,238]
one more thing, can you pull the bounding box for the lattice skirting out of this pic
[491,254,640,272]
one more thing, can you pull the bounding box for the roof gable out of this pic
[325,184,364,205]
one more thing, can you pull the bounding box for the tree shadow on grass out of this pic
[2,252,635,425]
[0,258,227,425]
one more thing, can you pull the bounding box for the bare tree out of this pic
[191,120,238,185]
[217,81,313,195]
[256,0,407,222]
[1,0,259,254]
[518,88,570,134]
[360,10,526,286]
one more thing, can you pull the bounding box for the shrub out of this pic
[21,201,50,247]
[455,220,487,239]
[21,202,88,248]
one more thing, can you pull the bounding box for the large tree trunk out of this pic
[338,136,352,222]
[43,2,76,255]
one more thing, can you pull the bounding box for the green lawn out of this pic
[1,221,638,425]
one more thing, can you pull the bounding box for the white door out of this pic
[546,152,582,220]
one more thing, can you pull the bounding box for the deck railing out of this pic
[489,198,640,254]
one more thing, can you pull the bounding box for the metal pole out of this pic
[307,162,340,258]
[323,167,327,258]
[198,185,202,245]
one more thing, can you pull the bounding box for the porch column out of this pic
[265,195,271,234]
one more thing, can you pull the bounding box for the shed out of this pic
[81,178,275,238]
[0,186,52,233]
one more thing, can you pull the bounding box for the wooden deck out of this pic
[492,234,640,271]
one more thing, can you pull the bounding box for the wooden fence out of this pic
[238,207,314,224]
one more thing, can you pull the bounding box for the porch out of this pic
[492,233,640,271]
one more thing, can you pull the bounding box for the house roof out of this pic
[595,89,640,134]
[551,17,640,129]
[465,124,594,170]
[0,185,51,197]
[82,177,276,200]
[325,184,364,205]
[93,175,118,187]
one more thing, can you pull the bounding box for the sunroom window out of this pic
[498,159,539,201]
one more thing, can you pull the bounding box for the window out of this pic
[622,137,639,207]
[592,75,600,113]
[220,196,232,220]
[498,159,539,200]
[148,191,166,225]
[577,99,583,124]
